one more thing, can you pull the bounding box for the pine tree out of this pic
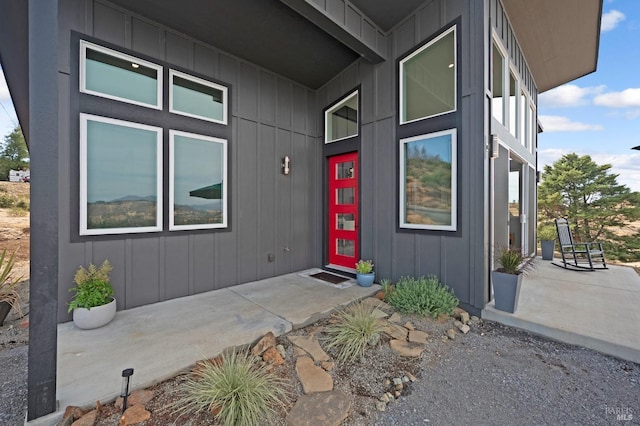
[0,126,29,180]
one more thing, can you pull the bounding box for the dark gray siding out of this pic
[56,0,321,321]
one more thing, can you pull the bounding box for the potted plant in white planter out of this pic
[355,259,375,287]
[0,249,24,326]
[538,225,556,261]
[68,259,116,329]
[491,247,533,313]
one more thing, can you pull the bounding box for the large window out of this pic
[325,90,359,143]
[400,26,456,124]
[170,131,227,230]
[508,70,518,135]
[170,69,228,124]
[400,129,457,231]
[491,42,505,124]
[80,114,163,235]
[80,40,162,109]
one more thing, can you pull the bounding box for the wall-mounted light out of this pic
[121,368,134,413]
[282,156,291,175]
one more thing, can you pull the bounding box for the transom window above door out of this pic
[325,90,359,143]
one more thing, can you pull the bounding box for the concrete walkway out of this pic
[31,269,378,425]
[483,260,640,364]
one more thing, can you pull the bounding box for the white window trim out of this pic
[399,128,457,231]
[508,66,519,137]
[169,69,228,125]
[324,90,359,144]
[399,25,457,125]
[79,113,163,235]
[79,40,163,110]
[169,130,228,231]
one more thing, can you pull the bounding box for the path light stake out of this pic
[121,368,134,413]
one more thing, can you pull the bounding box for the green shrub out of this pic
[67,260,114,312]
[537,225,556,242]
[171,351,289,426]
[384,275,459,318]
[0,193,15,208]
[324,303,386,363]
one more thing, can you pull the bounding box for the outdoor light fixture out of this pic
[282,156,291,175]
[121,368,134,413]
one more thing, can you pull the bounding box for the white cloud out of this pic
[601,10,625,32]
[0,70,10,101]
[538,84,605,108]
[593,88,640,108]
[539,115,604,132]
[538,148,640,192]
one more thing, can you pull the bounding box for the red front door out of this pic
[328,152,358,269]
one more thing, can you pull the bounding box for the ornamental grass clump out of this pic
[170,350,289,426]
[383,275,459,318]
[324,303,386,363]
[0,249,24,318]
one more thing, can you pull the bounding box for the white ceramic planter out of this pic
[72,298,116,330]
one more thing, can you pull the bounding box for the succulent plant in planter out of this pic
[0,249,24,326]
[355,259,375,287]
[68,259,116,329]
[491,246,534,313]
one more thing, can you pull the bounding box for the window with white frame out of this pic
[520,89,528,147]
[508,70,518,136]
[325,90,359,143]
[170,69,228,124]
[170,130,227,230]
[80,40,162,109]
[400,129,457,231]
[80,113,163,235]
[400,26,456,124]
[491,42,505,125]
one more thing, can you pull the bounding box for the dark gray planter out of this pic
[540,240,555,260]
[491,271,522,313]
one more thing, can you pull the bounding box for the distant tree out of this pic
[0,126,29,180]
[538,153,640,261]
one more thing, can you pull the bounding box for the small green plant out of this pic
[383,275,459,318]
[0,192,15,208]
[67,260,114,312]
[537,225,556,242]
[170,350,289,426]
[379,278,392,294]
[355,259,374,274]
[0,249,24,317]
[494,246,533,275]
[324,303,386,363]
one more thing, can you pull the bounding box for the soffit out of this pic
[349,0,426,32]
[108,0,359,89]
[502,0,602,93]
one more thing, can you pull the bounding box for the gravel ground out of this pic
[373,321,640,426]
[0,345,27,426]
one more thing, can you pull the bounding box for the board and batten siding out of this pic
[56,0,322,321]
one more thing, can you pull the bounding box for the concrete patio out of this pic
[483,259,640,364]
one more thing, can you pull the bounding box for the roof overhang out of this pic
[502,0,602,93]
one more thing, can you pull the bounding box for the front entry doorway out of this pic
[328,152,359,270]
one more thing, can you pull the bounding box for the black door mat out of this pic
[310,271,349,285]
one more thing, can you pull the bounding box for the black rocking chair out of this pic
[553,218,607,271]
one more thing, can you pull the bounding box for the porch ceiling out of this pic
[108,0,359,89]
[349,0,425,32]
[502,0,602,93]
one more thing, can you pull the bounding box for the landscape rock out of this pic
[360,297,392,311]
[252,331,276,356]
[286,391,350,426]
[276,344,286,359]
[459,324,471,334]
[192,355,223,376]
[382,323,408,341]
[389,339,425,357]
[371,308,389,319]
[293,346,308,358]
[460,311,470,325]
[62,406,86,424]
[379,393,390,403]
[404,321,415,330]
[289,335,330,362]
[71,409,96,426]
[375,401,387,412]
[321,361,335,371]
[295,356,333,393]
[406,372,417,382]
[446,328,457,340]
[454,320,464,329]
[408,330,428,344]
[368,333,381,346]
[115,389,154,410]
[263,346,285,365]
[121,404,150,425]
[387,312,401,323]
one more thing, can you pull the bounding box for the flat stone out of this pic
[252,331,276,356]
[192,355,223,377]
[387,312,402,323]
[289,335,330,362]
[371,308,388,319]
[293,346,308,358]
[263,346,285,366]
[286,391,350,426]
[360,297,392,311]
[122,404,151,425]
[454,320,464,328]
[446,328,457,340]
[389,339,425,357]
[71,409,96,426]
[115,389,154,409]
[63,406,86,423]
[460,311,470,325]
[321,361,335,371]
[458,324,471,334]
[408,330,428,344]
[295,356,333,394]
[382,323,408,341]
[404,322,415,330]
[375,401,387,412]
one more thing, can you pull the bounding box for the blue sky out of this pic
[1,1,638,191]
[538,0,640,192]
